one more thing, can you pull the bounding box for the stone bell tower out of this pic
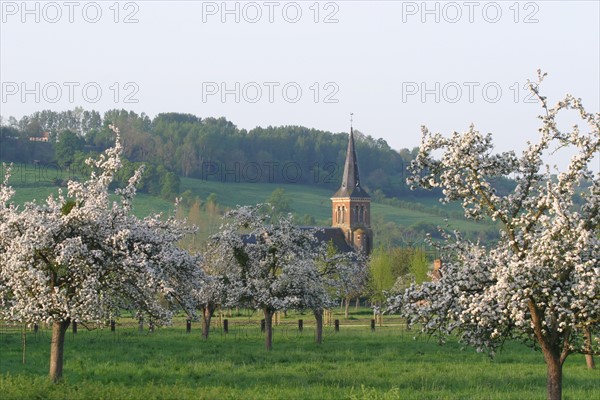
[331,125,372,254]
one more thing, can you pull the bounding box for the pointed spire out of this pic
[333,124,370,198]
[342,127,360,190]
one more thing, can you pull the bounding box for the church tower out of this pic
[331,126,373,254]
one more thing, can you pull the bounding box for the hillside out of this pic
[1,160,499,248]
[0,110,422,199]
[0,109,509,247]
[178,178,499,246]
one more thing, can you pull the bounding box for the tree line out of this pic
[1,108,435,198]
[0,108,518,247]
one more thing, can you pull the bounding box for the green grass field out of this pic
[1,310,598,400]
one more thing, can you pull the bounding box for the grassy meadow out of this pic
[4,163,586,399]
[179,177,493,234]
[1,310,598,400]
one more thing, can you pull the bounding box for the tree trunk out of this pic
[21,327,26,365]
[314,309,323,345]
[530,300,564,400]
[543,348,563,400]
[264,308,274,351]
[201,305,214,340]
[584,328,596,369]
[49,319,70,382]
[344,296,350,319]
[585,354,596,369]
[355,297,359,310]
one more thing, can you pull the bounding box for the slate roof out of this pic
[332,128,370,199]
[308,227,355,253]
[241,226,355,254]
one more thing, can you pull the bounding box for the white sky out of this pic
[1,1,599,170]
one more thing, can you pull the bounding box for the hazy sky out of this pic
[1,1,599,169]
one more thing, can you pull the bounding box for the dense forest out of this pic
[0,108,432,198]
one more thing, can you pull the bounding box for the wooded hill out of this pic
[1,109,427,198]
[0,109,509,246]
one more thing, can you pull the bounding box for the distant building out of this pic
[328,127,373,254]
[299,126,373,255]
[243,126,374,255]
[29,132,50,142]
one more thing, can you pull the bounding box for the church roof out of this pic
[309,227,356,253]
[241,227,356,254]
[333,128,370,199]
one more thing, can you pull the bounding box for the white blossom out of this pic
[389,72,599,399]
[0,128,203,328]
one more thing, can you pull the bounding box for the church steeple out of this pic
[333,127,370,199]
[331,120,372,254]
